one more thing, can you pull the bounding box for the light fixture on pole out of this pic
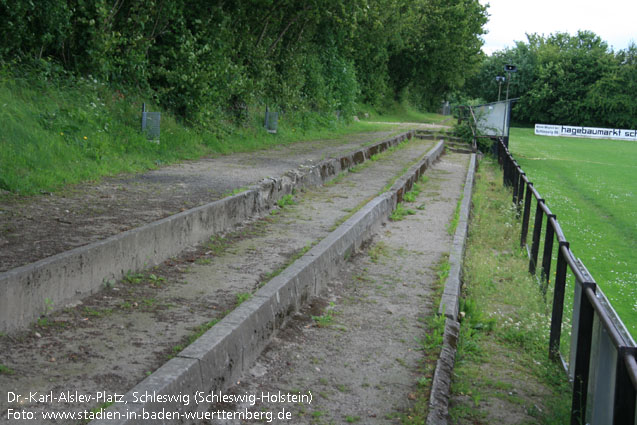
[504,64,517,101]
[495,76,505,102]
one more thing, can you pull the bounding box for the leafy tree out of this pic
[462,31,636,128]
[0,0,490,125]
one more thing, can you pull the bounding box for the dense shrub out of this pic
[0,0,488,125]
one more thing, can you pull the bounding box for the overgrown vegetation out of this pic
[0,1,487,118]
[390,203,416,221]
[450,158,571,424]
[0,71,394,194]
[0,0,488,194]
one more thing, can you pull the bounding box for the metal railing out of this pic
[495,138,637,425]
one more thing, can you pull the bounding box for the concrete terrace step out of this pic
[1,131,415,333]
[0,137,448,423]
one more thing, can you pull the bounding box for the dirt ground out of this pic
[1,129,412,272]
[0,137,448,423]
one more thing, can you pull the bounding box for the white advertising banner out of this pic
[535,124,637,141]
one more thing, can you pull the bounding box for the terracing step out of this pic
[0,137,448,423]
[1,131,415,333]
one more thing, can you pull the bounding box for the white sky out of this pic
[479,0,637,54]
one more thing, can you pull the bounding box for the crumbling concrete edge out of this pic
[89,140,445,425]
[427,153,477,425]
[0,131,416,333]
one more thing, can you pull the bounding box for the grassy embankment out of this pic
[0,71,446,196]
[509,127,636,339]
[402,158,571,424]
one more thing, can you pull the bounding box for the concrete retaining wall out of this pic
[0,132,414,333]
[90,140,445,425]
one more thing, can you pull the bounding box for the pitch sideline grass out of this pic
[508,127,636,338]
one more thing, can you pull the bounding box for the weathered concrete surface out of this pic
[192,152,471,424]
[428,153,477,425]
[0,132,414,333]
[439,154,477,321]
[427,318,461,425]
[89,141,445,425]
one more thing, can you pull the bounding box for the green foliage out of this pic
[390,203,416,221]
[276,194,296,208]
[0,0,488,125]
[0,364,14,375]
[463,31,637,128]
[0,0,490,193]
[450,157,571,424]
[235,292,252,306]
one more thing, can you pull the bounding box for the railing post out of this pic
[571,285,595,425]
[549,242,569,360]
[509,157,515,185]
[529,200,544,275]
[503,153,510,186]
[512,164,520,204]
[520,182,533,248]
[515,171,525,210]
[541,215,556,283]
[498,139,504,165]
[613,349,637,425]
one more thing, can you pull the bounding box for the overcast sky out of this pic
[479,0,637,54]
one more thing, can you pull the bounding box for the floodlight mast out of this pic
[504,64,517,101]
[495,76,505,102]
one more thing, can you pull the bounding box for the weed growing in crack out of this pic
[0,364,14,375]
[235,292,252,305]
[123,271,144,285]
[170,318,221,357]
[277,194,296,208]
[368,241,390,264]
[447,193,464,235]
[222,187,249,198]
[390,203,416,221]
[207,235,229,256]
[417,313,446,351]
[312,302,337,328]
[258,241,316,287]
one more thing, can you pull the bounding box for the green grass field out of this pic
[509,127,637,338]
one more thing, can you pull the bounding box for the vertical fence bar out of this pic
[529,200,544,275]
[521,182,533,248]
[516,171,526,210]
[571,285,595,425]
[549,242,569,360]
[503,153,510,186]
[508,157,515,187]
[541,215,556,282]
[614,350,637,424]
[512,164,520,203]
